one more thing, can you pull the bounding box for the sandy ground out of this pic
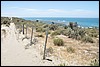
[1,23,99,66]
[1,23,67,66]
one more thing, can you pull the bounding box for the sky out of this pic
[1,1,99,18]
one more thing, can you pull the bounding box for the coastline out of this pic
[1,16,99,66]
[22,17,99,27]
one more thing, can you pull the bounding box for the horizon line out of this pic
[1,16,99,18]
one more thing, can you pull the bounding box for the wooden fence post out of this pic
[26,25,27,37]
[30,26,33,45]
[23,24,24,34]
[43,28,49,60]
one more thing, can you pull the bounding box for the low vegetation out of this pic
[46,47,53,54]
[58,63,66,66]
[35,34,44,37]
[82,36,94,43]
[1,17,98,44]
[1,17,99,66]
[67,47,75,53]
[51,30,61,36]
[90,58,99,66]
[53,38,64,46]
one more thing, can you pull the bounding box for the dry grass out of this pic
[24,30,99,65]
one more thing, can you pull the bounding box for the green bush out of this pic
[60,29,68,36]
[43,24,49,28]
[49,24,58,31]
[64,25,68,29]
[89,33,98,37]
[69,22,74,30]
[90,59,99,66]
[66,27,86,40]
[82,36,94,43]
[53,38,64,46]
[51,30,61,36]
[67,47,75,53]
[66,27,72,36]
[68,30,75,38]
[78,28,86,38]
[36,27,45,32]
[76,35,81,40]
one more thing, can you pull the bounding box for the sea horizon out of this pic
[1,16,98,27]
[20,17,99,28]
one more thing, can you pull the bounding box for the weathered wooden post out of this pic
[26,25,27,37]
[43,27,49,60]
[11,17,12,23]
[30,26,33,46]
[23,24,24,34]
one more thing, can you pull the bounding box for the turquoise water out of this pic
[22,17,99,27]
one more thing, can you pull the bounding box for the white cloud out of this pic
[47,9,65,13]
[10,7,37,11]
[1,7,99,18]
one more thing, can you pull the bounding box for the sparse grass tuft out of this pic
[82,36,94,43]
[67,47,75,53]
[35,34,44,37]
[58,63,66,66]
[46,47,53,54]
[90,58,99,66]
[53,38,64,46]
[51,30,61,36]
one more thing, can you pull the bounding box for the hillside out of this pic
[1,17,99,66]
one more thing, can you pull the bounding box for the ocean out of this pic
[22,17,99,27]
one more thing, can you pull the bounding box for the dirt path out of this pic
[1,23,65,66]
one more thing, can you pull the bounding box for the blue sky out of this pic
[1,1,99,18]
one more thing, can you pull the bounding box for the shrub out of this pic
[68,30,75,38]
[58,63,66,66]
[76,35,81,40]
[43,24,49,28]
[66,27,72,36]
[46,47,53,57]
[51,30,61,36]
[46,47,53,54]
[70,30,81,40]
[62,31,68,36]
[35,34,44,37]
[36,27,45,32]
[90,59,99,66]
[36,20,39,22]
[53,38,64,46]
[64,25,68,29]
[82,36,94,43]
[67,47,75,53]
[69,22,74,30]
[89,33,98,37]
[49,24,58,31]
[78,28,86,38]
[67,27,86,40]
